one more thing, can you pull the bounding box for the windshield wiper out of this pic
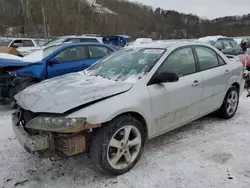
[95,74,111,80]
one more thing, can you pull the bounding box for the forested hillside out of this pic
[0,0,249,39]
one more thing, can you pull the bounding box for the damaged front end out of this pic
[12,108,100,158]
[0,71,13,105]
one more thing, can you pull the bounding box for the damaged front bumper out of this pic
[12,122,51,153]
[12,112,101,157]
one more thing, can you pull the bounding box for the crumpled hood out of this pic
[0,58,29,68]
[15,72,133,113]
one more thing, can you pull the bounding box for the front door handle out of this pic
[192,80,202,87]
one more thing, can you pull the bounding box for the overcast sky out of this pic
[130,0,250,19]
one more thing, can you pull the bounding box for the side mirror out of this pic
[151,71,179,85]
[47,58,60,66]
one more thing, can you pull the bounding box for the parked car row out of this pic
[0,35,131,56]
[10,41,244,175]
[0,43,116,105]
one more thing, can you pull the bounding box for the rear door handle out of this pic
[192,80,202,87]
[224,70,230,75]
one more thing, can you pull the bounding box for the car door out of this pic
[85,45,113,67]
[194,46,230,115]
[47,46,88,78]
[147,47,203,136]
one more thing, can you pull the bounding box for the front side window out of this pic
[88,46,112,59]
[85,48,165,82]
[54,46,86,63]
[195,47,219,71]
[157,47,196,77]
[214,41,223,50]
[11,40,24,47]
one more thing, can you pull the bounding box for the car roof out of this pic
[128,41,213,49]
[217,37,235,41]
[55,35,103,39]
[47,42,114,50]
[1,37,35,40]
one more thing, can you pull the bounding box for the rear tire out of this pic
[217,87,239,119]
[90,115,145,176]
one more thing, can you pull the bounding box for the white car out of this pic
[12,42,244,175]
[0,37,46,56]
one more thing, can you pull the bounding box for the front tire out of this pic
[217,87,239,119]
[90,115,145,175]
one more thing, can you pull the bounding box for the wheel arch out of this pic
[109,111,148,139]
[231,82,240,92]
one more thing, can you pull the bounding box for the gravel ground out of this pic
[1,94,250,188]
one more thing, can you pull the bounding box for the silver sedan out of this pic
[13,42,244,175]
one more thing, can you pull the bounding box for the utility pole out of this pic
[41,3,47,41]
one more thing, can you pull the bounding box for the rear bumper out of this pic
[12,122,51,153]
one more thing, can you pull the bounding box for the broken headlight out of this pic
[25,116,93,133]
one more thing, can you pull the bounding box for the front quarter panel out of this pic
[67,82,153,138]
[15,62,46,80]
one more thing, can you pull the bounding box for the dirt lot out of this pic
[1,94,250,188]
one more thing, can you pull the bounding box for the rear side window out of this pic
[22,40,35,47]
[195,47,219,71]
[66,38,81,43]
[80,38,99,43]
[88,46,112,59]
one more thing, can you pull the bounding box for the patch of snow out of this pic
[2,93,250,187]
[86,0,116,14]
[196,35,226,43]
[0,53,23,61]
[124,74,141,83]
[94,4,117,14]
[131,38,153,46]
[22,50,43,62]
[234,38,243,44]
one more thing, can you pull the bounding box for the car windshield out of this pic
[0,39,12,46]
[85,48,165,82]
[23,45,61,62]
[43,38,66,47]
[43,45,61,58]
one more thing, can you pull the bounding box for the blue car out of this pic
[0,43,115,104]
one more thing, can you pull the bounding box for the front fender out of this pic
[66,91,152,136]
[15,63,46,80]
